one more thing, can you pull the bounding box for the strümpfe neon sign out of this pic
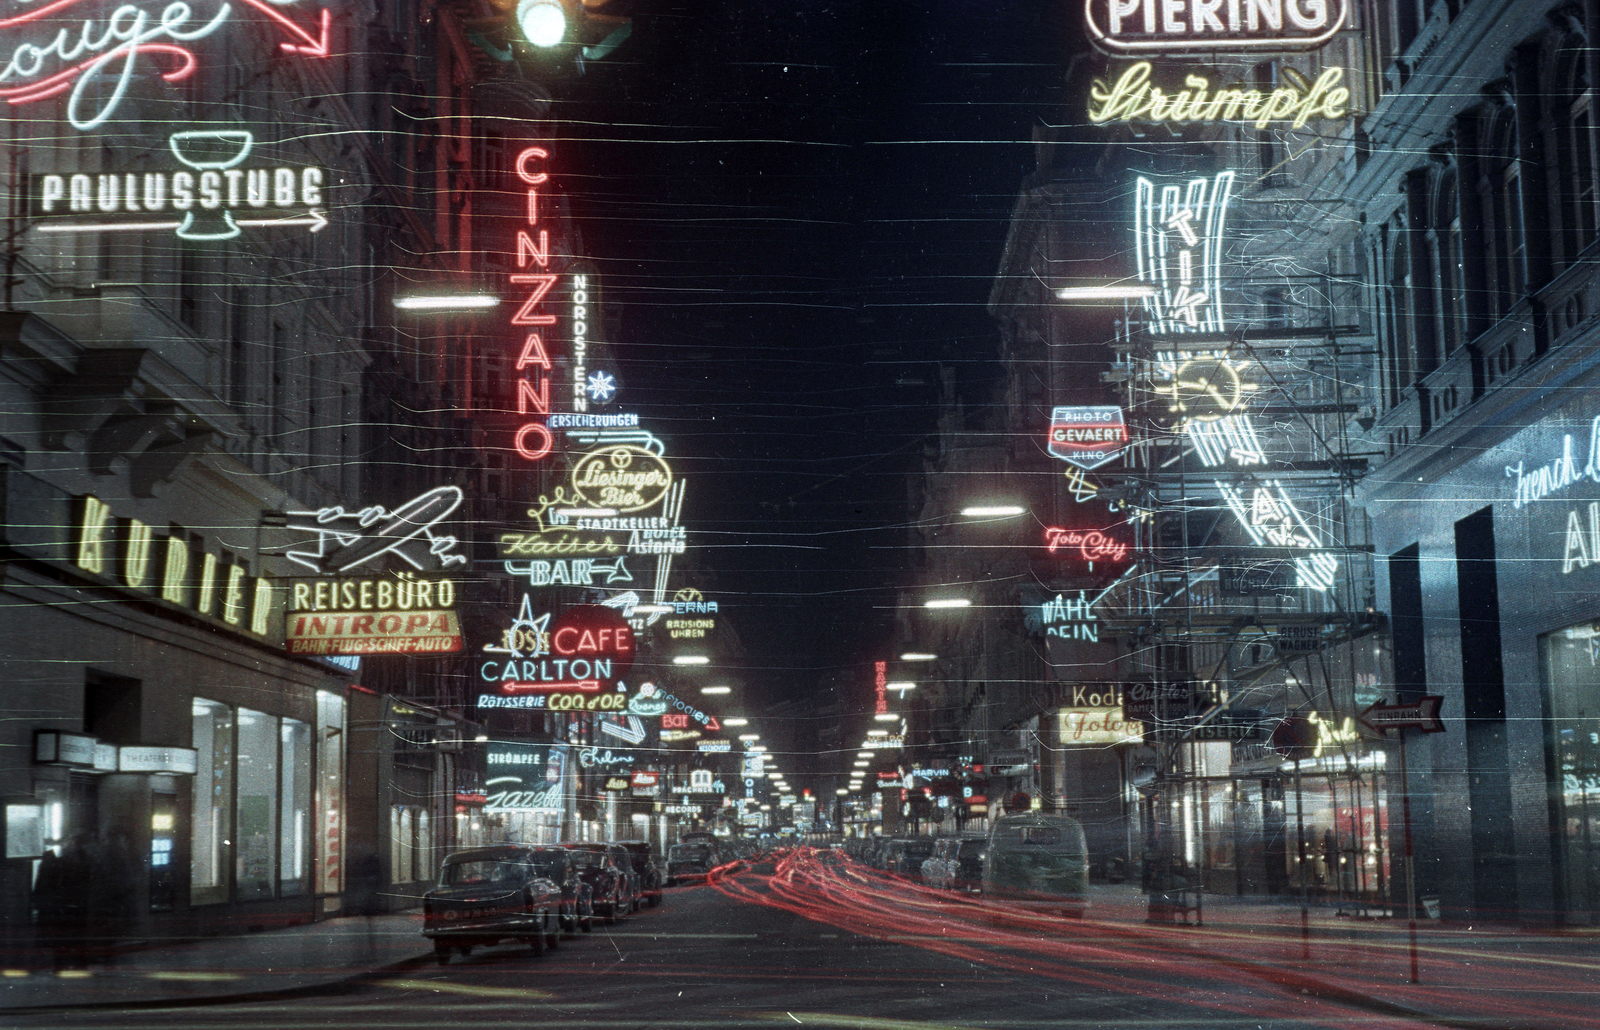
[0,1,331,132]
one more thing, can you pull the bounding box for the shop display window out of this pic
[1540,623,1600,920]
[235,708,278,902]
[280,718,312,897]
[191,699,234,905]
[316,691,345,896]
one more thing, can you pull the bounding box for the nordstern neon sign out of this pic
[1089,62,1349,128]
[1085,0,1348,55]
[0,1,332,132]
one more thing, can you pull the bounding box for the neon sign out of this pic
[1044,526,1129,563]
[1135,172,1235,336]
[31,131,325,240]
[504,556,631,587]
[285,486,466,573]
[1058,708,1144,745]
[1084,0,1348,55]
[0,0,331,132]
[285,574,461,656]
[1089,62,1349,128]
[1218,481,1337,591]
[1047,406,1127,469]
[506,145,558,463]
[571,444,673,512]
[874,660,887,715]
[1041,592,1101,642]
[569,266,596,412]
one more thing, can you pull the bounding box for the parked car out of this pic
[526,845,595,934]
[561,842,636,923]
[422,846,563,964]
[981,813,1090,917]
[665,840,716,885]
[615,840,664,907]
[924,837,985,890]
[892,838,936,881]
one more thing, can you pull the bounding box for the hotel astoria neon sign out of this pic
[1085,0,1349,55]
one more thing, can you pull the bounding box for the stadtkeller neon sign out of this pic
[1085,0,1349,54]
[1089,62,1349,128]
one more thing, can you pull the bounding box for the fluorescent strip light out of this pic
[1053,284,1157,301]
[886,682,915,692]
[394,295,499,310]
[700,686,731,695]
[673,656,710,665]
[900,652,937,661]
[873,713,899,722]
[723,718,749,727]
[924,598,970,609]
[738,734,760,741]
[960,505,1024,517]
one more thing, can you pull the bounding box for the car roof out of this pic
[441,845,531,862]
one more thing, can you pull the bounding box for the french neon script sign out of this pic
[0,1,332,132]
[1086,0,1348,54]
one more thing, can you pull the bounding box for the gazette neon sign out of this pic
[1085,0,1348,55]
[0,0,331,132]
[507,146,558,463]
[1135,172,1234,336]
[1089,61,1349,128]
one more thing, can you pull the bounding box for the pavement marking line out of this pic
[145,971,245,981]
[743,1015,1258,1030]
[373,978,555,1000]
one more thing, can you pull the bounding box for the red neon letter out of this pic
[516,333,551,369]
[514,422,552,460]
[517,377,550,415]
[515,147,549,185]
[517,230,549,268]
[509,274,558,325]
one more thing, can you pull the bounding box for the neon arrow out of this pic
[236,209,329,232]
[36,220,182,234]
[600,716,647,745]
[237,0,331,58]
[1358,695,1445,736]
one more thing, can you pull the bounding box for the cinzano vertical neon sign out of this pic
[509,146,556,462]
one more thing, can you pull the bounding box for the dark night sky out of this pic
[561,2,1071,732]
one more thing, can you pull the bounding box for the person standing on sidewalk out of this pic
[33,833,93,971]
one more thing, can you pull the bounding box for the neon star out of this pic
[586,372,617,402]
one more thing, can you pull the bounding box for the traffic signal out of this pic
[488,0,634,61]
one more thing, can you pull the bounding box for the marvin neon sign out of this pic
[0,0,332,132]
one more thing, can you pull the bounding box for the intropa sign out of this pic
[1085,0,1348,55]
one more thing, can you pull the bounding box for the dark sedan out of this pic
[525,845,595,934]
[615,840,664,907]
[665,841,716,885]
[422,846,563,964]
[561,842,636,923]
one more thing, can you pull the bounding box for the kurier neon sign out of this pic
[1085,0,1348,55]
[0,0,331,132]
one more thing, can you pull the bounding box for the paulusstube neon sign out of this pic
[1085,0,1348,54]
[0,0,331,132]
[1089,62,1349,128]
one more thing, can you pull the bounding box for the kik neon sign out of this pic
[0,0,332,132]
[507,146,558,463]
[1135,172,1235,336]
[1089,62,1350,128]
[31,131,325,240]
[1085,0,1348,55]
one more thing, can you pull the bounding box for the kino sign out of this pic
[1086,0,1348,54]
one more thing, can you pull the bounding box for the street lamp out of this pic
[516,0,568,46]
[1053,282,1156,301]
[723,718,749,727]
[673,655,709,665]
[700,686,731,695]
[923,598,970,609]
[873,713,899,722]
[393,294,499,311]
[960,505,1025,517]
[900,651,937,661]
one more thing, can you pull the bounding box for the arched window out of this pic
[1475,103,1524,318]
[1432,165,1464,356]
[1549,35,1596,266]
[1386,223,1416,401]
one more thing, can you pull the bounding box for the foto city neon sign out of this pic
[32,131,324,240]
[0,0,331,132]
[508,145,558,463]
[1085,0,1348,55]
[1135,172,1234,336]
[1044,527,1130,564]
[1089,61,1350,128]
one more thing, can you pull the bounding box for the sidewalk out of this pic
[0,910,432,1012]
[1081,884,1600,1029]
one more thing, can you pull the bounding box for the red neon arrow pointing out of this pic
[238,1,331,58]
[1357,695,1445,736]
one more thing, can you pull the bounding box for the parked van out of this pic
[981,812,1089,917]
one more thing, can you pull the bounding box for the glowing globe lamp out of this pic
[517,0,568,47]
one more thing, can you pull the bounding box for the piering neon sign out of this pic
[1084,0,1348,55]
[507,146,558,462]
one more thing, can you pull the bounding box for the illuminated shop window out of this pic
[316,691,345,896]
[191,699,234,906]
[1539,624,1600,920]
[235,708,279,902]
[280,718,312,897]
